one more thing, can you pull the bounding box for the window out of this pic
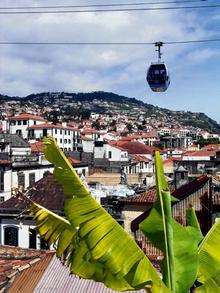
[18,172,25,188]
[43,129,48,137]
[23,120,27,125]
[68,130,70,135]
[68,139,71,144]
[4,226,18,246]
[64,139,67,143]
[29,228,37,249]
[0,171,4,191]
[0,196,4,203]
[40,238,49,250]
[60,138,62,143]
[16,129,22,136]
[82,169,86,176]
[55,129,57,134]
[60,129,62,134]
[34,121,36,125]
[18,120,22,125]
[65,130,67,135]
[108,151,112,159]
[29,173,35,187]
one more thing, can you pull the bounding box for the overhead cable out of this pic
[0,0,208,10]
[0,3,219,14]
[1,38,220,45]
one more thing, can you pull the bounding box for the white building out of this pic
[0,159,54,202]
[4,113,46,139]
[28,122,82,151]
[94,141,129,162]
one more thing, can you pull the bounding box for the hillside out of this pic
[0,91,219,133]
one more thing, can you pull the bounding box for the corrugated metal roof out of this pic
[34,256,145,293]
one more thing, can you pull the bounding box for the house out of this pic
[0,134,53,202]
[174,149,220,175]
[160,135,193,149]
[3,113,46,139]
[112,140,157,160]
[0,133,31,157]
[121,175,215,259]
[28,122,82,151]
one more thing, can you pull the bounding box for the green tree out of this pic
[29,138,220,292]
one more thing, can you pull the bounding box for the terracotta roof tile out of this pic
[0,245,53,291]
[122,175,209,205]
[7,113,45,121]
[113,140,157,155]
[28,123,78,131]
[0,160,11,166]
[0,174,65,214]
[30,141,44,153]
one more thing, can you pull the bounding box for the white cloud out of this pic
[0,1,215,97]
[186,48,220,63]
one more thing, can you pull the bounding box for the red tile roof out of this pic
[122,187,157,205]
[30,141,44,153]
[183,150,216,157]
[28,123,78,131]
[113,140,157,155]
[0,160,11,166]
[122,175,209,205]
[132,155,151,163]
[0,174,65,214]
[68,157,81,165]
[0,245,53,290]
[81,128,99,135]
[7,113,45,121]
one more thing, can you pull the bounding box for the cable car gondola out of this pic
[146,42,170,92]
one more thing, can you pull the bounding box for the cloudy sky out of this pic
[0,0,220,122]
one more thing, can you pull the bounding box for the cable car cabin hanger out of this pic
[147,42,170,92]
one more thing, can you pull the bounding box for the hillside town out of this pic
[0,97,219,291]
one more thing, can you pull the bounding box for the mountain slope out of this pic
[0,91,219,133]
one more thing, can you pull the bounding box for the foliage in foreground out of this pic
[29,138,220,292]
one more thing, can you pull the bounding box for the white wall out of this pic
[1,169,12,201]
[0,218,41,249]
[82,140,94,153]
[12,166,54,190]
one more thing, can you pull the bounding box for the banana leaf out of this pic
[140,151,203,293]
[29,202,76,257]
[30,137,169,292]
[196,218,220,292]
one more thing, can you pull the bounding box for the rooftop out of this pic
[0,174,65,215]
[0,133,30,148]
[0,245,53,291]
[28,123,78,131]
[7,113,45,121]
[112,140,157,155]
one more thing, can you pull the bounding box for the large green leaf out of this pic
[196,218,220,292]
[38,137,169,292]
[29,203,76,257]
[140,151,203,293]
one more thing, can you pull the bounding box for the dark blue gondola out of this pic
[147,62,170,92]
[146,42,170,92]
